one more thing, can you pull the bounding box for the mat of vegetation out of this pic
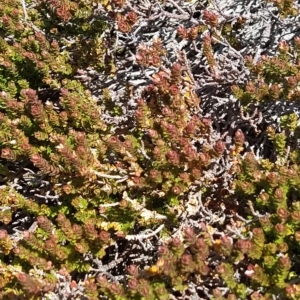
[0,0,300,299]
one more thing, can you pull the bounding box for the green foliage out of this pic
[0,0,299,299]
[232,38,300,106]
[0,1,227,297]
[232,132,300,297]
[266,0,298,17]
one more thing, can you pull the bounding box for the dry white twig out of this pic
[126,224,164,241]
[20,0,28,21]
[91,170,128,180]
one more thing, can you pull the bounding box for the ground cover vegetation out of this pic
[0,0,299,299]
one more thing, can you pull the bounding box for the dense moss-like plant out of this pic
[230,116,300,298]
[0,0,299,298]
[232,37,300,106]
